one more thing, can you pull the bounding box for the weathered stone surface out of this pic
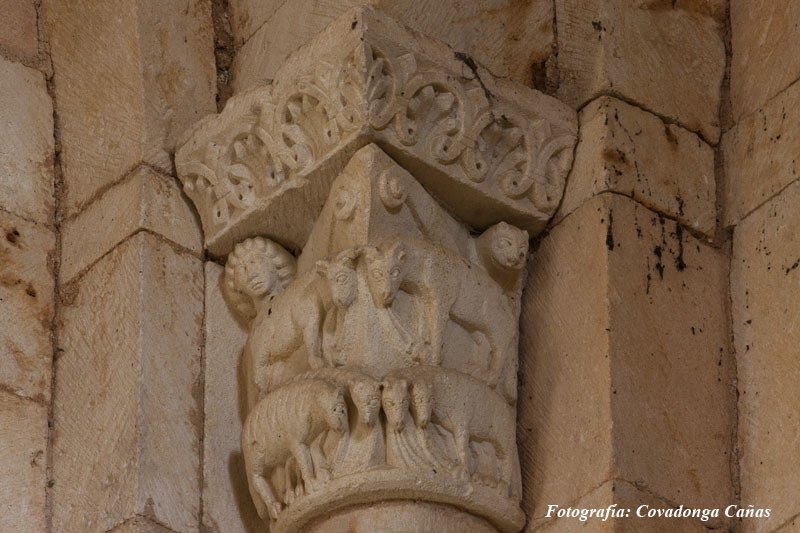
[732,179,800,533]
[0,211,55,403]
[555,0,725,142]
[53,233,202,533]
[228,0,283,46]
[44,0,216,216]
[0,0,38,62]
[178,7,576,257]
[202,262,260,533]
[722,79,800,227]
[232,0,553,91]
[730,0,800,121]
[519,193,613,523]
[0,57,54,224]
[0,391,48,532]
[606,196,731,515]
[521,193,732,523]
[558,96,715,236]
[110,515,177,532]
[534,479,712,531]
[61,166,203,283]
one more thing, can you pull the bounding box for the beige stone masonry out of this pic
[722,79,800,228]
[202,261,261,533]
[0,56,54,225]
[730,0,800,122]
[44,0,216,217]
[53,233,203,533]
[0,210,55,403]
[177,6,576,257]
[0,390,48,532]
[0,0,38,63]
[110,515,179,532]
[232,0,554,92]
[555,0,725,142]
[558,96,716,237]
[533,479,712,532]
[732,179,800,533]
[520,193,732,526]
[61,166,203,284]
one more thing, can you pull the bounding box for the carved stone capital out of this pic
[176,7,578,532]
[176,6,576,257]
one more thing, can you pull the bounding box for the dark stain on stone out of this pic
[6,229,20,245]
[605,209,614,251]
[785,259,799,274]
[25,284,36,298]
[664,125,679,146]
[675,222,686,271]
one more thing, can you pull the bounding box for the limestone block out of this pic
[722,79,800,227]
[202,262,261,533]
[61,166,203,284]
[232,0,553,91]
[110,516,176,532]
[44,0,216,216]
[535,479,712,531]
[0,211,55,403]
[52,233,202,533]
[229,0,284,46]
[0,0,37,62]
[558,96,715,236]
[520,193,732,523]
[0,391,48,532]
[177,7,576,256]
[730,0,800,121]
[555,0,725,142]
[732,179,800,533]
[0,57,54,224]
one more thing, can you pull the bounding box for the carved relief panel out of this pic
[225,145,527,532]
[175,7,577,532]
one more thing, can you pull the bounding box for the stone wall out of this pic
[0,0,797,531]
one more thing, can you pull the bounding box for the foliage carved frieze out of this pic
[175,7,577,257]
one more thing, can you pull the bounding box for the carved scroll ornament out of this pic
[175,7,576,258]
[175,7,578,532]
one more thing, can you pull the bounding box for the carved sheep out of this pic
[363,237,518,388]
[396,366,520,499]
[242,379,348,521]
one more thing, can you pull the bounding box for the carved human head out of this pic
[363,240,406,308]
[224,237,296,319]
[315,248,359,308]
[380,377,410,433]
[479,222,529,273]
[409,377,433,429]
[323,385,349,434]
[351,378,382,426]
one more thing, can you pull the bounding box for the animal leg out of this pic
[253,472,281,520]
[292,442,318,494]
[310,434,331,482]
[453,429,471,481]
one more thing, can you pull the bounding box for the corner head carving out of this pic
[476,222,529,289]
[224,237,297,320]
